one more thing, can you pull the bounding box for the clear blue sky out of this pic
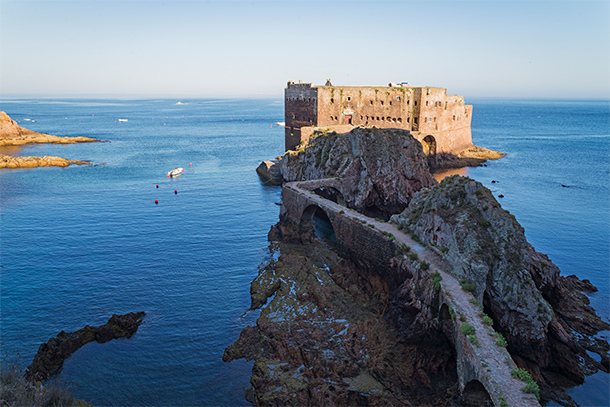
[1,0,608,99]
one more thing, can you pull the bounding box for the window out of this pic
[396,96,401,101]
[389,101,392,105]
[426,101,429,107]
[381,101,384,105]
[347,96,351,101]
[330,98,334,104]
[414,101,418,106]
[370,100,374,105]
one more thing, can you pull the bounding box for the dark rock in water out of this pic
[256,159,282,185]
[25,312,145,382]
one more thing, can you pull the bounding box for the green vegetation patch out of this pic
[511,368,540,400]
[431,271,442,292]
[461,324,475,336]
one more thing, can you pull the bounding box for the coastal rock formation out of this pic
[428,146,505,172]
[0,111,99,146]
[25,312,146,382]
[0,154,92,169]
[224,237,459,405]
[255,159,282,185]
[280,127,437,219]
[390,175,609,401]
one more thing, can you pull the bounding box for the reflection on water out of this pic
[433,167,469,183]
[0,145,25,156]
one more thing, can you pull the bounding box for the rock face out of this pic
[0,154,92,168]
[280,127,437,219]
[390,175,609,399]
[25,312,146,382]
[224,235,459,406]
[0,111,99,146]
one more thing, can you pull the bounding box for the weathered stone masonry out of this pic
[285,80,473,155]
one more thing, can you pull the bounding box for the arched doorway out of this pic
[422,135,437,156]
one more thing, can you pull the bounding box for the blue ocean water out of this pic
[0,98,608,406]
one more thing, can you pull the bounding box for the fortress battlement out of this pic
[284,80,473,156]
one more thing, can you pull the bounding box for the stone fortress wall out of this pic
[285,80,473,155]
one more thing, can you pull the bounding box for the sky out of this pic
[0,0,608,99]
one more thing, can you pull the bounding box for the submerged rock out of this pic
[25,312,146,382]
[280,127,437,219]
[390,175,609,401]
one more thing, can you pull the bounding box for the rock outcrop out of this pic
[280,127,437,219]
[428,146,505,172]
[25,312,146,382]
[390,175,609,401]
[255,159,282,185]
[0,111,99,146]
[0,154,92,168]
[224,236,459,405]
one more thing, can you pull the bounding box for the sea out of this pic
[0,97,608,406]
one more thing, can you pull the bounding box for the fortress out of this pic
[284,80,473,155]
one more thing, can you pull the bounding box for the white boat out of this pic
[167,167,184,177]
[118,119,128,122]
[276,122,286,127]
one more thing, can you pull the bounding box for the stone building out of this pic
[284,80,473,155]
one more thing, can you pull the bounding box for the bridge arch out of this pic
[300,204,336,243]
[460,379,492,406]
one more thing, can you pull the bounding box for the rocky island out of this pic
[0,111,100,168]
[227,127,608,406]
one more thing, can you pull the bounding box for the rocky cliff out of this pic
[390,175,609,401]
[280,127,437,219]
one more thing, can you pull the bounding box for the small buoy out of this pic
[174,190,177,194]
[498,194,504,198]
[190,163,192,166]
[155,199,158,204]
[156,184,159,188]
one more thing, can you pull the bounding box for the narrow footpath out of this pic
[287,181,540,407]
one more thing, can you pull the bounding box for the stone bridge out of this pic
[281,180,540,407]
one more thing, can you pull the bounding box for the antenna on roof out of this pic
[325,79,333,86]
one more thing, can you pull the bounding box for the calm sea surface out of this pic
[1,98,608,406]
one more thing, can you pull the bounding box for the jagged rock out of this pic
[0,154,92,168]
[390,175,609,394]
[25,312,145,382]
[280,127,437,219]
